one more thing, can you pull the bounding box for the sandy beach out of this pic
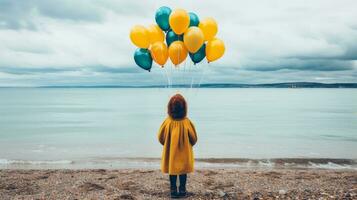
[0,168,356,199]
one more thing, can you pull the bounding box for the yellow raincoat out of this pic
[158,117,197,175]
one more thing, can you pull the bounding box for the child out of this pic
[158,94,198,198]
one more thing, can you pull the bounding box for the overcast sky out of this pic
[0,0,356,86]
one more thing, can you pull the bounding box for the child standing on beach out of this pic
[157,94,198,198]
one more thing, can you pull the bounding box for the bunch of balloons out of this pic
[130,6,225,71]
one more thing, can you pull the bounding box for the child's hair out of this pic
[168,94,187,120]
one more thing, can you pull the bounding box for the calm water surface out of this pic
[0,88,356,168]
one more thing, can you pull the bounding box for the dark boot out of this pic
[178,174,187,198]
[169,175,179,198]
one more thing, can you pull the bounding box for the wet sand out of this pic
[0,169,356,199]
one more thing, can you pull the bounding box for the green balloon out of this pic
[134,49,152,71]
[189,44,206,64]
[166,30,183,46]
[189,12,200,27]
[155,6,171,31]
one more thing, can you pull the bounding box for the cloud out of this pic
[0,0,37,30]
[241,59,355,71]
[90,66,143,74]
[0,66,144,75]
[0,0,106,31]
[0,0,153,30]
[0,67,77,75]
[36,0,105,22]
[0,0,356,86]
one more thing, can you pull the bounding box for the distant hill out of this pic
[34,82,357,88]
[197,82,357,88]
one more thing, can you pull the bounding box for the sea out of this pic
[0,88,356,169]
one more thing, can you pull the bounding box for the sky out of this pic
[0,0,356,86]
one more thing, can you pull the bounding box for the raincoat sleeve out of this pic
[157,118,168,145]
[188,119,198,146]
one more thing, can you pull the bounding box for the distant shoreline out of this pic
[1,82,357,88]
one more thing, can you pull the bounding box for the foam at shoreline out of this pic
[0,157,356,170]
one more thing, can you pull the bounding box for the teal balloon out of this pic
[134,49,152,71]
[155,6,171,31]
[189,44,206,64]
[189,12,200,27]
[166,30,183,46]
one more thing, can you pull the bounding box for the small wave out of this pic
[196,158,357,170]
[0,157,356,170]
[307,161,356,170]
[320,134,357,142]
[197,158,356,165]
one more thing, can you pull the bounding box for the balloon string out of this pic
[166,61,171,93]
[171,62,174,89]
[164,65,170,88]
[152,51,167,88]
[193,63,200,96]
[191,63,195,93]
[182,56,186,89]
[170,58,173,88]
[195,61,208,96]
[159,65,165,87]
[199,62,208,87]
[180,59,182,88]
[177,45,180,88]
[189,60,193,90]
[191,61,194,90]
[186,59,190,92]
[184,57,186,87]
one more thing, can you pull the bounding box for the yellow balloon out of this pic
[168,41,188,65]
[130,25,150,48]
[183,27,204,53]
[150,42,168,66]
[206,38,225,62]
[198,17,218,41]
[147,24,164,44]
[169,9,190,35]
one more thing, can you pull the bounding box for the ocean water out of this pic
[0,88,356,169]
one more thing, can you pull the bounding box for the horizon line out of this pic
[1,82,357,88]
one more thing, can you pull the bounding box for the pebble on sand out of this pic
[279,189,286,195]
